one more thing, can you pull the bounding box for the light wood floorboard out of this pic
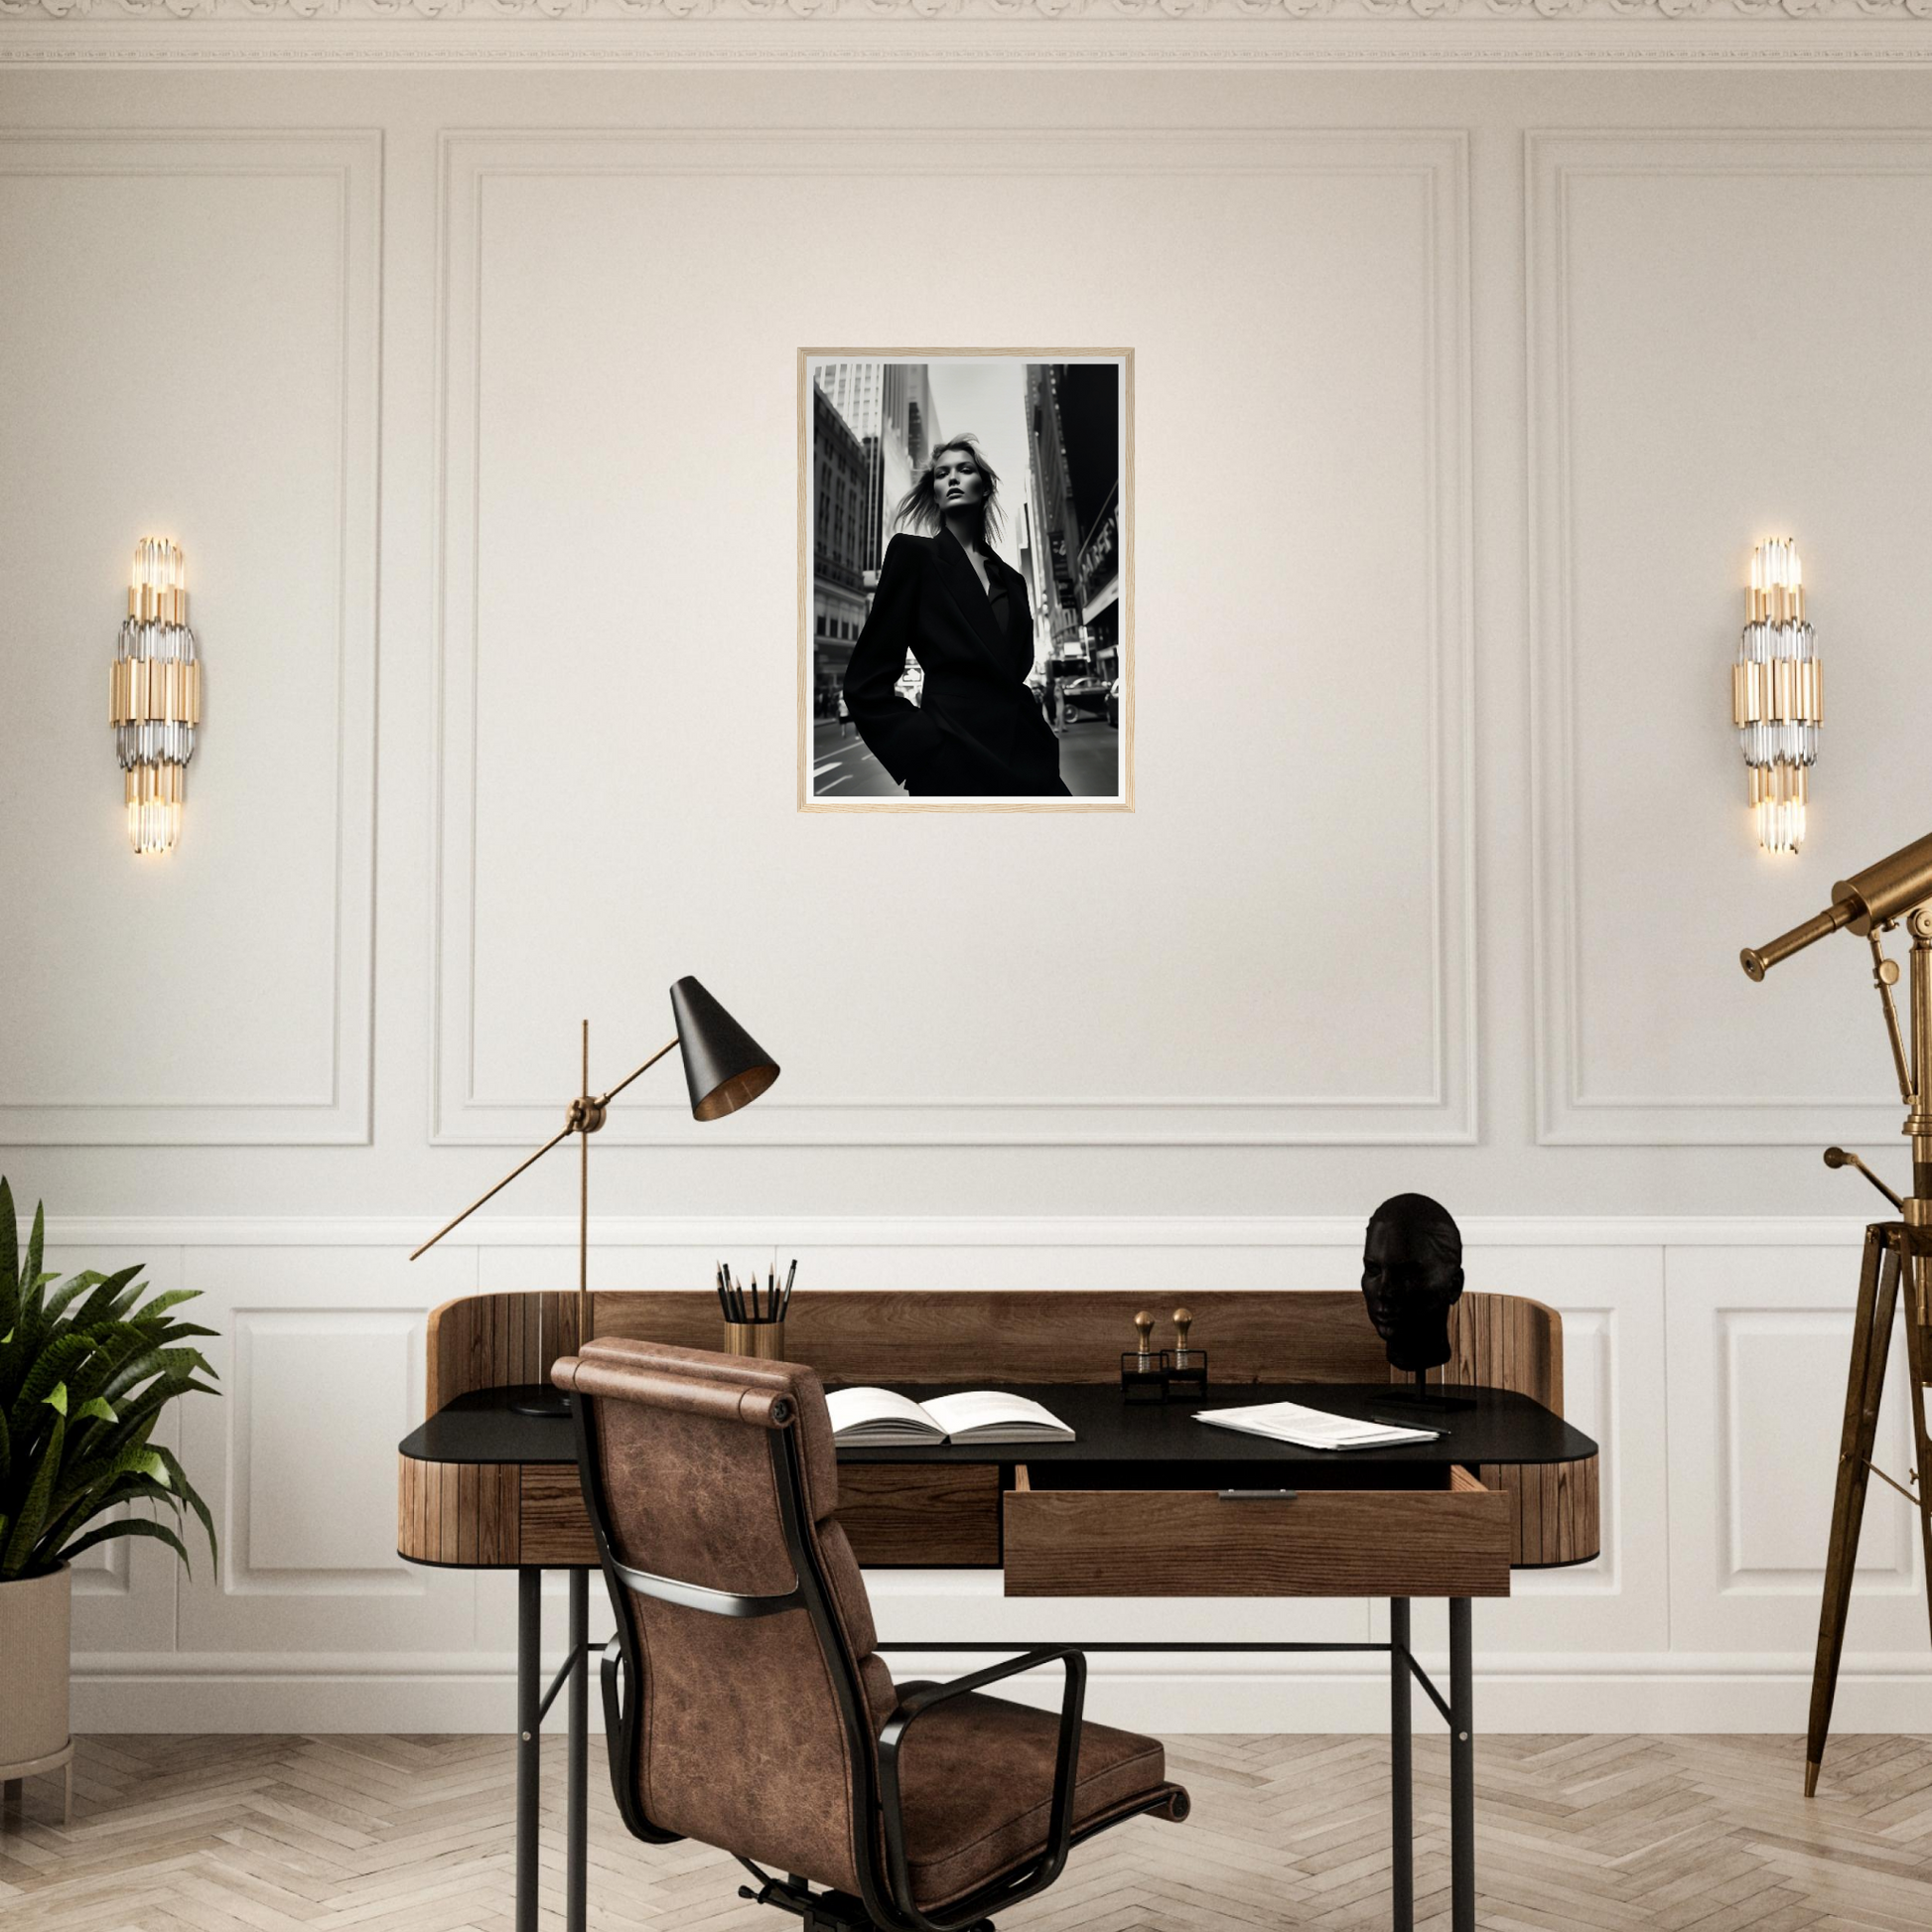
[1,1734,1928,1930]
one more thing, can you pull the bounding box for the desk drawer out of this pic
[1003,1464,1510,1597]
[836,1463,1001,1567]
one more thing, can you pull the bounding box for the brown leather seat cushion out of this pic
[890,1688,1178,1909]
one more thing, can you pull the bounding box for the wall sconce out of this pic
[1733,537,1821,856]
[110,538,201,856]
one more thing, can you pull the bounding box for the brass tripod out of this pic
[1742,829,1932,1794]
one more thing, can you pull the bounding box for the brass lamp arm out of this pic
[594,1035,679,1112]
[408,1034,677,1263]
[409,1120,578,1261]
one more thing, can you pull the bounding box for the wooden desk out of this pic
[397,1291,1598,1932]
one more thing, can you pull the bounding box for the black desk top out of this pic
[400,1382,1595,1470]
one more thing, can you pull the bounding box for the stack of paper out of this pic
[1195,1401,1440,1450]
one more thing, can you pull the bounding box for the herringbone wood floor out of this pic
[2,1733,1929,1931]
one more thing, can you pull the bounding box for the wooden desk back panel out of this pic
[416,1289,1593,1570]
[426,1289,1562,1413]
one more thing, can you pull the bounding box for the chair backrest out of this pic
[552,1338,897,1895]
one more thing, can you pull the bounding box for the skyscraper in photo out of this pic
[813,361,940,570]
[1024,361,1122,686]
[810,386,872,715]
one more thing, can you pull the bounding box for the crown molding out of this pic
[6,10,1932,70]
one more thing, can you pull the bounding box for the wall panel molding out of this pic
[1527,130,1932,1148]
[1665,1243,1928,1657]
[432,128,1475,1148]
[232,1309,424,1592]
[1719,1307,1917,1593]
[41,1211,1883,1249]
[0,129,381,1147]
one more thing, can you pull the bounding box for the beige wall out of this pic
[5,53,1932,1727]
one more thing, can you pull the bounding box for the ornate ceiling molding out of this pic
[5,0,1932,16]
[7,0,1932,63]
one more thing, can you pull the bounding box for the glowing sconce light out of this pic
[110,538,201,856]
[1734,537,1821,855]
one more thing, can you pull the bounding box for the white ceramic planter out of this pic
[0,1564,71,1776]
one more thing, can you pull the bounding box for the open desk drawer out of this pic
[1003,1461,1512,1598]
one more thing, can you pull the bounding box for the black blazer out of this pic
[842,529,1069,798]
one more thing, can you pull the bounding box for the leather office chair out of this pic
[552,1338,1189,1932]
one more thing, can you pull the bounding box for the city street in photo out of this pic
[800,350,1130,809]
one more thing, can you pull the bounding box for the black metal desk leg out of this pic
[1449,1597,1474,1932]
[568,1569,589,1932]
[1390,1598,1413,1932]
[516,1568,541,1932]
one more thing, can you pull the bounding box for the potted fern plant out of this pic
[0,1177,219,1790]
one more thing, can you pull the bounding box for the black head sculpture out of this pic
[1360,1193,1465,1374]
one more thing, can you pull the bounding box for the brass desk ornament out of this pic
[1740,825,1932,1795]
[1121,1309,1164,1402]
[1164,1306,1207,1401]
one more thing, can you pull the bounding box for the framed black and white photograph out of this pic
[798,349,1132,812]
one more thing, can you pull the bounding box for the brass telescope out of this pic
[1740,825,1932,1799]
[1741,825,1932,979]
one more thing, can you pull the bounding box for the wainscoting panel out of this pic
[1528,131,1932,1146]
[0,131,380,1146]
[1665,1242,1928,1659]
[1441,1245,1669,1658]
[237,1310,424,1580]
[433,130,1474,1148]
[43,1214,1930,1733]
[172,1242,481,1659]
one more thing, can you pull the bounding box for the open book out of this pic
[825,1387,1075,1448]
[1195,1400,1440,1451]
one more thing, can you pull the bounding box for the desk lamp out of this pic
[410,975,779,1415]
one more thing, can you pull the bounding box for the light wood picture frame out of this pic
[797,348,1133,813]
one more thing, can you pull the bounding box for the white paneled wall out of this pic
[9,58,1932,1736]
[44,1216,1928,1733]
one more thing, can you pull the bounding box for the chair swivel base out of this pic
[738,1868,991,1932]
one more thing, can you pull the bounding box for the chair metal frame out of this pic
[569,1387,1182,1932]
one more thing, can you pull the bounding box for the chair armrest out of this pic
[875,1648,1088,1932]
[601,1634,625,1743]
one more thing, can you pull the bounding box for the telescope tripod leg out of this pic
[1805,1226,1901,1796]
[1901,1247,1932,1661]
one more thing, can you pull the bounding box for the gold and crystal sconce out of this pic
[110,538,201,856]
[1734,537,1821,856]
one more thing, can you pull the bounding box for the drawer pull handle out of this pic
[1217,1488,1300,1502]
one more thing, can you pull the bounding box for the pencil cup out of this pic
[725,1320,786,1360]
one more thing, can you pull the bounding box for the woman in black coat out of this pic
[842,436,1069,798]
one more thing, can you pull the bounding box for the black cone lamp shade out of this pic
[671,976,780,1121]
